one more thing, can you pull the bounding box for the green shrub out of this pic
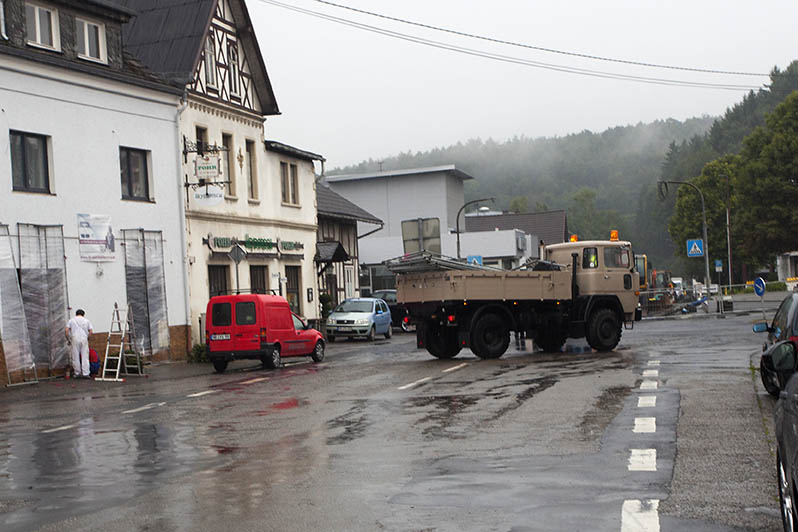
[189,343,209,363]
[319,292,334,319]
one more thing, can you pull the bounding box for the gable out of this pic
[190,0,278,115]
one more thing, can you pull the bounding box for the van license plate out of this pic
[211,333,230,340]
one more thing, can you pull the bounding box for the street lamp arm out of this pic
[456,197,495,259]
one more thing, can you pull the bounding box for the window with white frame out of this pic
[10,130,50,193]
[75,17,106,63]
[25,3,60,51]
[222,133,235,196]
[228,42,239,97]
[119,147,150,201]
[245,140,256,199]
[204,34,217,88]
[280,161,300,205]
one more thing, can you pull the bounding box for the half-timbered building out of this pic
[122,0,323,342]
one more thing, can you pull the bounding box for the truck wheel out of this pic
[212,360,228,373]
[586,308,621,351]
[470,313,509,359]
[425,323,461,359]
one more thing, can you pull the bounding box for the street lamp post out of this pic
[456,197,495,259]
[658,180,713,307]
[723,174,733,292]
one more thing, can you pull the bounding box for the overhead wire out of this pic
[312,0,769,77]
[256,0,763,91]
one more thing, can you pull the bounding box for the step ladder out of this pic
[95,302,145,382]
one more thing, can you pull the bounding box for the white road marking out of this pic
[647,360,660,366]
[241,377,269,385]
[634,417,657,433]
[621,499,660,531]
[122,402,166,414]
[187,390,217,398]
[442,363,469,373]
[637,396,657,408]
[639,380,658,390]
[642,369,659,377]
[42,424,77,434]
[398,376,432,390]
[628,449,657,471]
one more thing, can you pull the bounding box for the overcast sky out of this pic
[249,0,798,169]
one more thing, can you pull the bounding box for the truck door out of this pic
[233,298,260,353]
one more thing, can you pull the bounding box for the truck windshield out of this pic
[335,300,373,313]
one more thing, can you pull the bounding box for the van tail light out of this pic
[260,328,268,342]
[205,330,210,344]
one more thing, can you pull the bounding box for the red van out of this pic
[205,294,325,373]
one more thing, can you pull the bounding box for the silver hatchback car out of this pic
[326,297,392,342]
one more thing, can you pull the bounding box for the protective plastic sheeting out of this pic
[0,225,36,382]
[123,230,170,356]
[18,224,69,371]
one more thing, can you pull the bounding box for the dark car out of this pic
[371,289,411,332]
[769,340,798,530]
[753,293,798,397]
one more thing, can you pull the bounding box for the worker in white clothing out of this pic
[65,309,93,378]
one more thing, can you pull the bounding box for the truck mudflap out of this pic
[624,309,641,330]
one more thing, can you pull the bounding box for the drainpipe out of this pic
[174,93,192,348]
[0,1,9,40]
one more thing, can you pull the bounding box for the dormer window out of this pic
[76,18,107,63]
[26,2,60,51]
[204,35,217,89]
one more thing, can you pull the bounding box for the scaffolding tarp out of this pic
[123,230,170,356]
[0,225,37,383]
[18,224,69,371]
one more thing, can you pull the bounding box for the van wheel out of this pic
[367,326,375,341]
[385,325,392,339]
[312,341,325,362]
[263,346,281,369]
[212,360,228,373]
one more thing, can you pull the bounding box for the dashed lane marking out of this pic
[628,449,657,472]
[637,396,657,408]
[442,363,469,373]
[42,424,77,434]
[621,499,660,531]
[639,380,658,391]
[647,360,660,366]
[642,369,659,377]
[398,376,432,390]
[187,390,217,398]
[240,377,269,385]
[634,417,656,433]
[122,402,166,414]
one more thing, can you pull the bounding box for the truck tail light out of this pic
[403,316,410,324]
[447,314,456,323]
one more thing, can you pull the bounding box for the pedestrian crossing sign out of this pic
[686,239,704,257]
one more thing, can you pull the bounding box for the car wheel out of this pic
[212,360,228,374]
[779,452,798,532]
[367,326,375,341]
[470,313,509,359]
[761,358,781,398]
[311,341,325,362]
[385,325,392,339]
[586,308,621,351]
[264,345,281,369]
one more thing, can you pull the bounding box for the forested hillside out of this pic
[332,60,798,272]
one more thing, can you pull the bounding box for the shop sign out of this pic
[77,213,115,262]
[193,184,224,207]
[195,155,221,181]
[280,241,304,251]
[206,234,305,253]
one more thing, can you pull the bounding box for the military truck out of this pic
[394,238,641,360]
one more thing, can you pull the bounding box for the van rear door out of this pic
[233,297,260,353]
[209,299,234,352]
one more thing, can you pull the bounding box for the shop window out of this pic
[285,265,301,314]
[119,147,150,201]
[76,17,106,63]
[10,130,50,193]
[250,265,268,294]
[208,265,229,297]
[26,3,60,51]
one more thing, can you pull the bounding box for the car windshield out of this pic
[334,300,373,313]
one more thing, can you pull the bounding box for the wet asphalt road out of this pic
[0,313,782,532]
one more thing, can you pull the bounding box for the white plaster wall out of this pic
[0,55,187,331]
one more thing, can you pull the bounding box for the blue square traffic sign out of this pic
[686,239,704,257]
